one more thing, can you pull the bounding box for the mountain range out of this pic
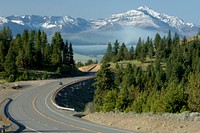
[0,6,199,45]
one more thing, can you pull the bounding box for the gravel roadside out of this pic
[83,112,200,133]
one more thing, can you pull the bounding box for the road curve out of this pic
[6,76,136,133]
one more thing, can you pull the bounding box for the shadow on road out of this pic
[4,98,26,133]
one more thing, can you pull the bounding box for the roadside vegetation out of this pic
[0,26,83,82]
[93,31,200,113]
[76,59,98,68]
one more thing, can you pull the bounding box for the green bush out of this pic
[7,74,15,82]
[162,82,187,113]
[42,72,48,79]
[102,90,117,112]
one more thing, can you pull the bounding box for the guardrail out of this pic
[51,76,96,112]
[0,98,12,133]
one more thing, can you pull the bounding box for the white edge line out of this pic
[45,83,133,133]
[11,86,43,133]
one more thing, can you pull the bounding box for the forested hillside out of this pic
[0,26,76,82]
[94,31,200,113]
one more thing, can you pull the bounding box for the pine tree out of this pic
[42,43,51,69]
[3,43,17,78]
[114,63,123,86]
[51,32,63,69]
[35,29,42,68]
[121,63,135,89]
[41,30,48,55]
[0,26,12,53]
[147,38,154,59]
[62,40,69,65]
[24,30,35,69]
[188,74,200,112]
[135,37,142,59]
[173,32,180,46]
[0,41,5,71]
[129,46,135,60]
[102,90,117,112]
[68,42,75,66]
[116,43,128,61]
[182,36,187,45]
[101,43,112,63]
[112,40,120,62]
[94,62,114,111]
[154,33,161,50]
[0,26,12,71]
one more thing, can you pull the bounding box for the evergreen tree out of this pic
[102,90,117,112]
[147,38,154,59]
[3,43,17,78]
[162,82,187,113]
[94,62,114,111]
[114,63,123,86]
[51,32,63,69]
[43,43,51,68]
[121,63,135,89]
[173,32,180,46]
[41,30,48,55]
[135,37,142,59]
[68,42,75,66]
[0,41,5,71]
[21,29,29,45]
[129,46,135,60]
[24,30,35,69]
[102,43,112,63]
[188,74,200,112]
[112,40,120,62]
[154,33,161,50]
[182,36,187,45]
[62,40,69,65]
[116,43,128,61]
[35,29,42,68]
[0,27,12,71]
[0,26,12,53]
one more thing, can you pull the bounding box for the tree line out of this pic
[0,26,75,81]
[94,31,200,113]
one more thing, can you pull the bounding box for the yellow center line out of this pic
[32,88,101,133]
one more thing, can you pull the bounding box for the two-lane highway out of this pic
[6,76,136,133]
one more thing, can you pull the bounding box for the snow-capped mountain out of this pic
[0,6,199,44]
[91,6,198,34]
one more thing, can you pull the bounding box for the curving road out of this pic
[6,76,136,133]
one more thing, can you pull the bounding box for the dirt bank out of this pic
[83,112,200,133]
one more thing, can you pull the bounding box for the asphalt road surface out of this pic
[6,76,136,133]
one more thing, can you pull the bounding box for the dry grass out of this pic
[0,79,6,84]
[109,58,156,71]
[78,64,100,72]
[83,112,200,133]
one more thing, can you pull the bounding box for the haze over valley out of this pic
[0,6,199,55]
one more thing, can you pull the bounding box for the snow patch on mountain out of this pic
[91,19,110,29]
[136,6,195,31]
[0,16,8,24]
[0,6,199,42]
[42,22,57,28]
[11,20,25,25]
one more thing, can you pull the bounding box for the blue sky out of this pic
[0,0,199,25]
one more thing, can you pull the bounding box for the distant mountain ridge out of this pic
[0,6,199,45]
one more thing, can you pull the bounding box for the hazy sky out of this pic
[0,0,199,25]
